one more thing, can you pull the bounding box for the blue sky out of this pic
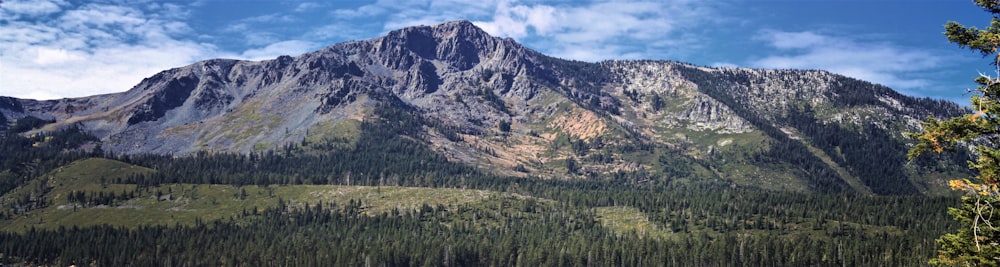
[0,0,989,105]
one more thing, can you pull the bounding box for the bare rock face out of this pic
[604,61,753,134]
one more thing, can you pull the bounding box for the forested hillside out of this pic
[0,107,961,266]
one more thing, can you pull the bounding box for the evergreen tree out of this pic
[909,1,1000,265]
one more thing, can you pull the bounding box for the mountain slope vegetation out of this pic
[0,21,975,265]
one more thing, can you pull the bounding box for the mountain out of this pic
[1,20,969,195]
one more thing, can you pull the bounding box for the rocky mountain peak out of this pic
[374,20,529,72]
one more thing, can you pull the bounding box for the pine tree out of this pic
[909,1,1000,265]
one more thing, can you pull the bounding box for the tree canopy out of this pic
[909,1,1000,265]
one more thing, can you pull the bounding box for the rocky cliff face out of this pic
[604,61,754,134]
[3,20,968,195]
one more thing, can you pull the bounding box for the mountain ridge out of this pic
[1,20,969,195]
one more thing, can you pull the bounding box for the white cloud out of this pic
[242,13,296,23]
[239,40,318,61]
[333,0,435,21]
[333,0,717,62]
[751,30,941,90]
[306,22,372,41]
[711,62,740,68]
[0,2,220,100]
[144,2,189,20]
[33,47,85,65]
[1,0,65,17]
[332,4,385,19]
[762,31,828,49]
[294,2,324,13]
[474,0,556,39]
[1,23,61,44]
[220,12,301,47]
[480,0,713,61]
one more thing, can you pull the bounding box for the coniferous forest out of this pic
[0,109,963,266]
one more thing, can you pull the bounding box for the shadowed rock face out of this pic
[128,75,200,125]
[0,20,968,194]
[0,97,24,113]
[0,97,18,131]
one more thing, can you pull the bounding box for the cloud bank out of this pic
[1,1,212,99]
[0,0,318,100]
[334,0,717,61]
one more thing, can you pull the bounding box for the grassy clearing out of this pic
[1,158,558,232]
[288,185,541,214]
[2,178,550,232]
[717,162,810,193]
[595,206,672,239]
[303,119,362,149]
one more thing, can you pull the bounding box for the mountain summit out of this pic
[1,20,968,195]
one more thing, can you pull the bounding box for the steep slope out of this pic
[2,20,969,195]
[666,64,967,194]
[12,21,549,155]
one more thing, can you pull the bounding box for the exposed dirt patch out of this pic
[548,107,607,141]
[448,133,550,177]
